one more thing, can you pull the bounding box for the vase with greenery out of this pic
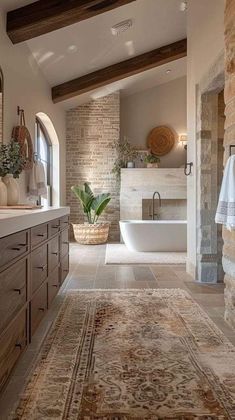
[0,141,26,205]
[112,138,138,178]
[144,152,160,168]
[71,182,111,244]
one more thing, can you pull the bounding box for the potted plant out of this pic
[0,141,26,205]
[144,152,160,168]
[71,182,111,244]
[112,138,138,178]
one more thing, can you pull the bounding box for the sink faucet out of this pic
[152,191,161,220]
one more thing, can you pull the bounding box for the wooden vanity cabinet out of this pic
[0,214,69,393]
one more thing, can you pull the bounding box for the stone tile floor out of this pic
[0,242,234,419]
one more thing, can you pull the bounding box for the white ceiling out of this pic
[1,0,187,108]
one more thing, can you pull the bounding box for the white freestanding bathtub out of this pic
[120,220,187,252]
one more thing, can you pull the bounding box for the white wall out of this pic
[121,76,187,168]
[187,0,225,276]
[0,9,66,205]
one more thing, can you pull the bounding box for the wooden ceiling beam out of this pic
[52,38,187,103]
[7,0,136,44]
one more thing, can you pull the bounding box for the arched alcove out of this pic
[36,112,60,206]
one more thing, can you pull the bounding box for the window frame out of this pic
[35,117,53,206]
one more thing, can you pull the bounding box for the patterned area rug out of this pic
[14,290,235,419]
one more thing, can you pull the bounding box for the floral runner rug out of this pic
[14,289,235,419]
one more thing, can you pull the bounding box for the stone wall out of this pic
[66,93,120,241]
[223,0,235,328]
[196,54,225,283]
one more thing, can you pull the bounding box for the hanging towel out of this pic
[35,161,47,199]
[28,161,47,199]
[28,163,38,198]
[215,155,235,230]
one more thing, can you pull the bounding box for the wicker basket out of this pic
[72,223,110,245]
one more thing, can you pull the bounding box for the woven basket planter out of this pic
[72,223,110,245]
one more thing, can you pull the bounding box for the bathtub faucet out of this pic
[152,191,162,220]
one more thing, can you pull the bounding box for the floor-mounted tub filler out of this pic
[120,220,187,252]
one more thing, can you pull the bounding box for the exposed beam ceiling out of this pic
[7,0,136,44]
[52,38,187,103]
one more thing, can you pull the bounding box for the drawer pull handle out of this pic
[13,288,22,295]
[63,241,69,245]
[36,265,47,271]
[63,269,68,272]
[38,307,45,312]
[37,234,45,237]
[52,225,59,229]
[11,243,27,251]
[53,284,58,288]
[15,343,22,349]
[52,252,58,256]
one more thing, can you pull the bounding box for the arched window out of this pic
[35,118,53,206]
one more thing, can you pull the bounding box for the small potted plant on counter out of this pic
[0,140,26,206]
[71,182,111,245]
[144,152,160,168]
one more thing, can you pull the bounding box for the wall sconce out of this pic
[179,134,188,150]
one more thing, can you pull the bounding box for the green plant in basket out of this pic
[71,182,111,224]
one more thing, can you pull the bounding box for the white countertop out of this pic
[0,206,70,238]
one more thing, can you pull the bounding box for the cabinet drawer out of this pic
[31,243,48,294]
[60,253,69,285]
[48,236,59,274]
[60,215,69,231]
[0,230,29,271]
[30,282,47,337]
[0,258,28,335]
[0,310,27,392]
[48,267,60,307]
[31,223,48,249]
[49,219,60,237]
[60,228,69,258]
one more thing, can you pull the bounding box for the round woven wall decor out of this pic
[147,126,175,156]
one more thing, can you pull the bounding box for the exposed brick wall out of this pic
[66,93,120,241]
[224,0,235,328]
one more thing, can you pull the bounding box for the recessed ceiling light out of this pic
[166,69,171,74]
[67,45,78,53]
[111,19,133,36]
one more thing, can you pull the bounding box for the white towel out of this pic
[28,163,38,198]
[28,161,47,199]
[35,161,47,198]
[215,155,235,230]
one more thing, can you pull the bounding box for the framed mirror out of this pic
[0,68,3,143]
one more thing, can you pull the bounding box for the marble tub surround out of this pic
[142,198,186,220]
[120,168,187,221]
[0,206,70,237]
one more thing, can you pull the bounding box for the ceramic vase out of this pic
[0,177,7,206]
[147,163,159,168]
[3,174,19,205]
